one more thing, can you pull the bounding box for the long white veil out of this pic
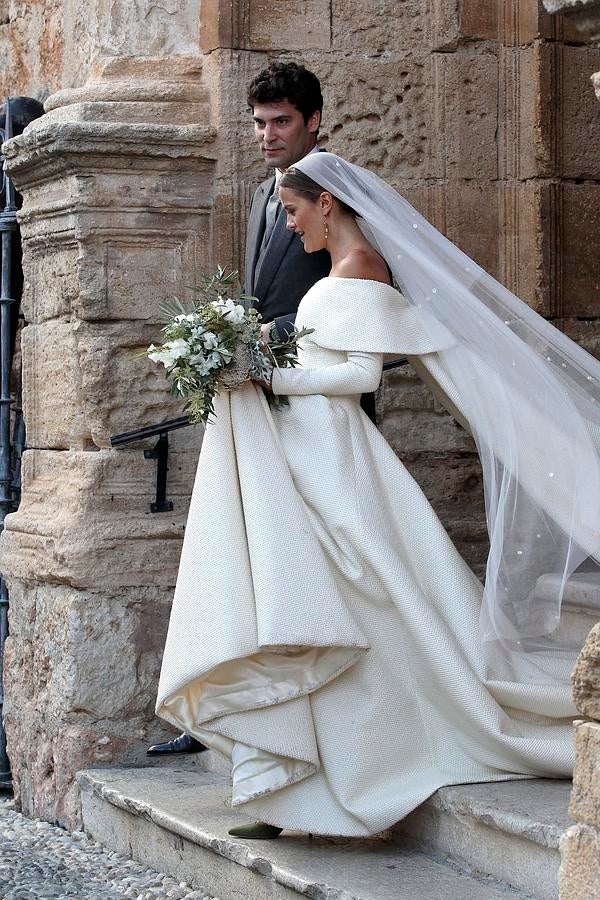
[294,151,600,682]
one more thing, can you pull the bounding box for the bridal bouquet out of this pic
[146,267,311,424]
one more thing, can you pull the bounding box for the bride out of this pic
[155,152,600,840]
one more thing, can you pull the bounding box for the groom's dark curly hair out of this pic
[247,62,323,123]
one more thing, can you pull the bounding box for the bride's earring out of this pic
[323,218,329,244]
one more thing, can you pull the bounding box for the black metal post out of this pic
[0,98,16,791]
[144,433,174,513]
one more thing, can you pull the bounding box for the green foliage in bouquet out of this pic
[146,267,313,424]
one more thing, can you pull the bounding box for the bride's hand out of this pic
[252,369,274,393]
[260,322,273,343]
[252,342,274,392]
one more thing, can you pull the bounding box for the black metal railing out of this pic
[0,95,44,793]
[0,98,17,792]
[110,358,409,514]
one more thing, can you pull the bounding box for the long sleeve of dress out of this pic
[271,351,383,397]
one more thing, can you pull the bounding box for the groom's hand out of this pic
[260,322,273,343]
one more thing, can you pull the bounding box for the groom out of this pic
[245,61,331,343]
[147,61,333,758]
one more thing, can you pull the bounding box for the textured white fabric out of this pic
[156,277,575,838]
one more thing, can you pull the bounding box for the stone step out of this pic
[167,750,572,897]
[394,779,572,900]
[78,767,536,900]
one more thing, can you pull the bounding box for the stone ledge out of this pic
[77,767,533,900]
[393,779,572,899]
[543,0,600,14]
[3,121,217,164]
[534,573,600,615]
[414,780,572,850]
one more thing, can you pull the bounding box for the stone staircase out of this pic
[77,573,600,899]
[77,762,571,900]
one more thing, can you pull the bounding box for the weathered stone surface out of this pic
[0,444,200,589]
[561,184,600,318]
[559,822,600,899]
[3,580,177,828]
[572,625,600,719]
[381,367,474,454]
[499,43,557,180]
[318,54,433,180]
[332,0,425,53]
[19,215,210,325]
[0,0,66,99]
[202,0,330,52]
[561,46,600,178]
[501,182,551,314]
[77,767,541,900]
[569,720,600,827]
[0,1,203,100]
[21,320,189,449]
[396,779,571,899]
[559,318,600,360]
[434,50,499,181]
[544,0,600,40]
[444,182,501,282]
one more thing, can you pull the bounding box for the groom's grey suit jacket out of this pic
[244,174,331,337]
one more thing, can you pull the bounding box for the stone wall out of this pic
[544,0,600,36]
[0,0,599,830]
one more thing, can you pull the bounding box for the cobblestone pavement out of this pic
[0,796,218,900]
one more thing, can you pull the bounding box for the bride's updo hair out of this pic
[279,168,358,217]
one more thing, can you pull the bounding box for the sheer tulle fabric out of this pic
[294,152,600,678]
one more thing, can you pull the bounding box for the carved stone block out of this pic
[570,719,600,826]
[318,55,433,181]
[445,182,501,282]
[432,49,498,181]
[382,367,476,455]
[0,444,200,590]
[2,579,177,828]
[561,45,600,179]
[572,623,600,719]
[562,184,600,317]
[21,320,190,449]
[332,0,425,52]
[427,0,556,50]
[559,822,600,900]
[201,0,330,51]
[499,182,548,313]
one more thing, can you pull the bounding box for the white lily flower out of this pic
[222,298,246,324]
[202,332,219,350]
[148,338,189,368]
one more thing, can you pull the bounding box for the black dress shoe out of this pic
[228,822,283,839]
[146,733,208,755]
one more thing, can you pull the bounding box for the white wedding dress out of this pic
[156,277,575,838]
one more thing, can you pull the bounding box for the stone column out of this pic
[0,52,220,829]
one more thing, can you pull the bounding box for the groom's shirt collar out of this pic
[275,145,320,186]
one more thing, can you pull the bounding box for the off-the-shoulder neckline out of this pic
[318,276,398,288]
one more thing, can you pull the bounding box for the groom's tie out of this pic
[255,189,281,280]
[261,188,281,249]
